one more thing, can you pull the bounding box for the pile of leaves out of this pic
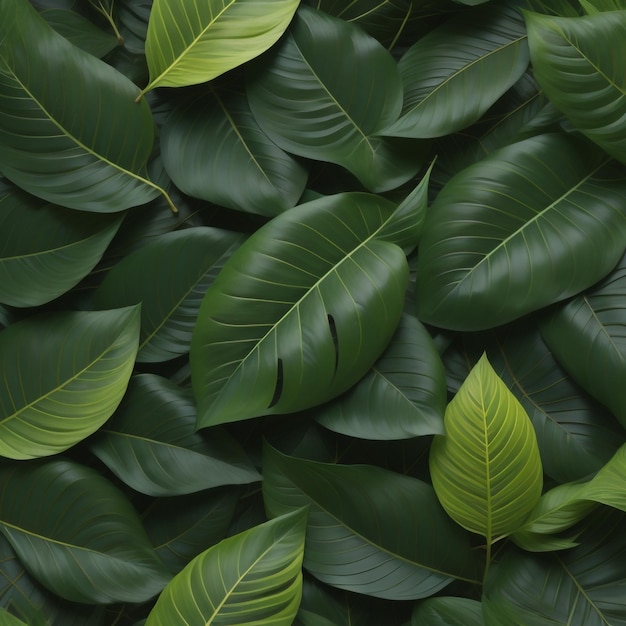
[1,0,626,623]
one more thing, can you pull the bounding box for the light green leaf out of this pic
[0,458,170,604]
[0,306,140,459]
[247,6,424,192]
[380,4,529,138]
[90,374,260,496]
[526,10,626,164]
[191,190,420,427]
[580,0,626,12]
[263,443,481,600]
[0,0,172,212]
[145,508,307,626]
[141,0,300,95]
[430,354,543,544]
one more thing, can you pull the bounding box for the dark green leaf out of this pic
[412,597,485,625]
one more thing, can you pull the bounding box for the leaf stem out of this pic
[483,539,492,584]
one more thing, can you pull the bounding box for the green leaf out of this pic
[0,306,140,460]
[315,313,446,440]
[0,609,28,626]
[0,184,123,307]
[416,133,626,331]
[430,354,543,544]
[247,6,424,193]
[161,84,308,216]
[94,227,244,362]
[191,191,417,427]
[0,0,172,212]
[526,11,626,164]
[580,0,626,11]
[484,510,626,625]
[380,4,529,138]
[145,508,307,626]
[90,374,260,496]
[263,443,481,600]
[540,251,626,428]
[141,0,300,94]
[0,458,170,604]
[412,597,485,626]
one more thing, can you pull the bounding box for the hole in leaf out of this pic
[328,313,339,374]
[269,358,284,409]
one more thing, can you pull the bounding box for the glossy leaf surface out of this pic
[0,459,170,604]
[145,508,307,626]
[0,307,140,459]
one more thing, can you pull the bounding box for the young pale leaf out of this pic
[0,0,171,212]
[145,508,307,626]
[380,3,529,138]
[247,6,424,192]
[430,354,543,543]
[93,227,245,363]
[0,306,140,460]
[416,133,626,330]
[141,0,300,95]
[526,11,626,165]
[90,374,260,496]
[0,459,170,604]
[191,190,422,427]
[263,443,481,600]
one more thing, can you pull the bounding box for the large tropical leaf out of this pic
[444,322,623,483]
[0,183,123,307]
[315,312,446,439]
[380,4,529,138]
[93,227,244,362]
[484,510,626,625]
[0,0,171,212]
[191,188,425,427]
[145,508,307,626]
[140,0,300,95]
[430,355,543,546]
[0,458,170,604]
[540,251,626,428]
[0,306,139,460]
[247,6,423,192]
[263,443,481,600]
[415,133,626,330]
[526,10,626,165]
[411,597,485,626]
[90,374,260,496]
[161,84,308,216]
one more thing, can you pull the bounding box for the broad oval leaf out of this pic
[411,597,485,626]
[380,3,529,138]
[191,191,419,427]
[90,374,260,496]
[0,0,170,212]
[161,84,308,216]
[263,443,481,600]
[416,133,626,330]
[0,306,140,459]
[315,313,446,440]
[0,458,170,604]
[0,184,123,307]
[247,6,423,192]
[526,10,626,165]
[430,354,543,541]
[141,0,300,94]
[94,227,244,362]
[145,508,307,626]
[540,251,626,428]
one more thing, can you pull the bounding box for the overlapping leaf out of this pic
[145,508,307,626]
[0,306,140,459]
[416,133,626,330]
[247,6,423,192]
[263,443,481,600]
[191,188,425,427]
[0,0,170,212]
[90,374,260,496]
[526,10,626,164]
[94,227,244,362]
[0,459,170,604]
[141,0,300,94]
[411,597,485,626]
